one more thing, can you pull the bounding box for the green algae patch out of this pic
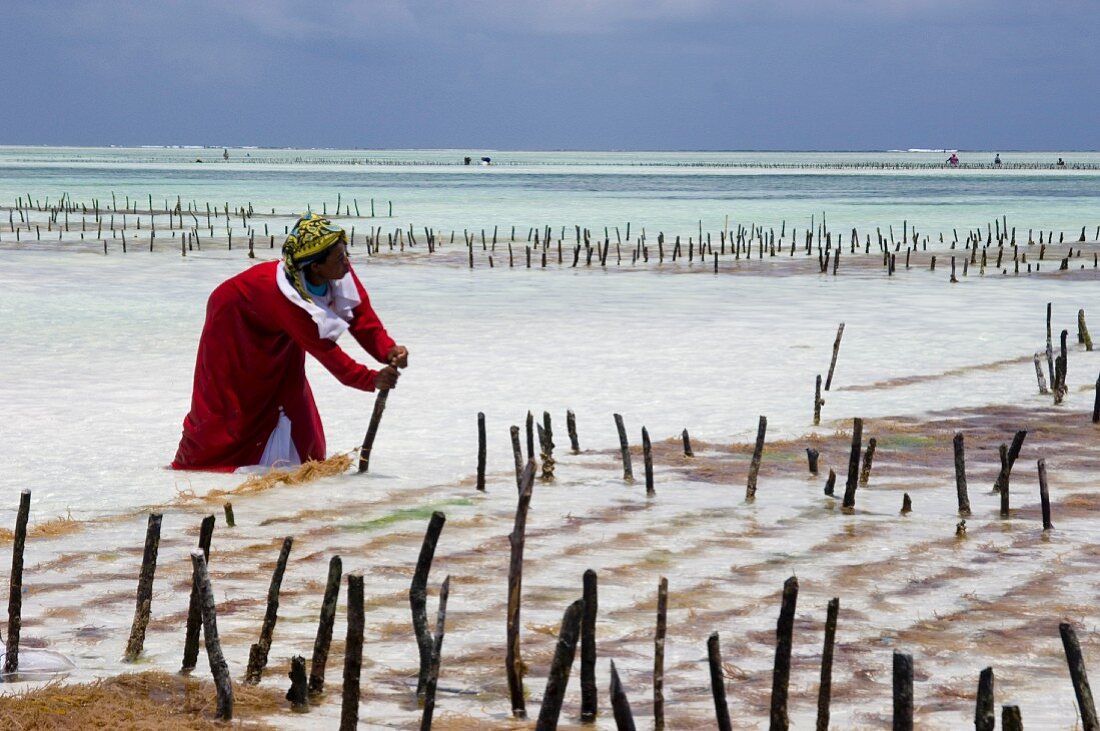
[341,499,476,532]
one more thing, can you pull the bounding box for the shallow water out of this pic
[1,150,1099,728]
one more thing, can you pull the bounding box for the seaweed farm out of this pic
[1,149,1100,729]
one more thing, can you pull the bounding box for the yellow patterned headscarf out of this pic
[282,213,347,300]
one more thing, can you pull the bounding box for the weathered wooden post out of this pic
[567,409,580,452]
[124,513,163,662]
[609,660,637,730]
[842,418,863,509]
[893,651,913,731]
[816,598,839,731]
[746,415,767,499]
[411,512,446,696]
[581,569,598,722]
[769,576,799,730]
[654,576,668,729]
[807,448,820,475]
[4,489,31,674]
[190,551,233,719]
[534,599,585,730]
[340,574,365,731]
[1038,458,1054,530]
[309,555,343,694]
[420,576,451,731]
[953,433,971,514]
[510,425,524,491]
[181,514,216,672]
[477,412,487,491]
[245,535,294,683]
[1061,622,1100,730]
[614,413,634,481]
[814,374,824,425]
[286,655,309,711]
[507,461,537,718]
[358,389,390,473]
[708,632,733,731]
[975,667,994,731]
[223,501,236,527]
[682,428,694,457]
[1002,706,1023,730]
[824,469,836,496]
[825,323,845,390]
[642,427,655,496]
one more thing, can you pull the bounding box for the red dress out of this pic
[171,260,395,471]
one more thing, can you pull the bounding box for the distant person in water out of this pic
[1057,157,1066,167]
[223,148,229,161]
[994,153,1002,166]
[172,213,407,471]
[947,153,959,167]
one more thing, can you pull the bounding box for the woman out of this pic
[172,214,407,471]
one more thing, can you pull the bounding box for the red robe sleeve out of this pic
[347,267,396,363]
[279,306,381,392]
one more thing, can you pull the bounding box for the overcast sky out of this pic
[3,0,1097,150]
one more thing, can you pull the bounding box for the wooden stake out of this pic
[4,489,31,674]
[340,574,365,731]
[814,374,824,425]
[511,425,524,491]
[223,501,236,527]
[358,388,390,473]
[535,599,585,730]
[708,632,733,731]
[420,576,451,731]
[816,598,839,731]
[507,461,537,718]
[746,415,767,499]
[411,512,446,696]
[614,413,634,481]
[975,667,994,731]
[245,536,293,683]
[181,514,216,672]
[654,576,668,729]
[286,655,309,711]
[807,448,820,475]
[953,433,971,515]
[824,469,836,496]
[567,410,580,452]
[1002,705,1023,730]
[581,569,598,722]
[308,555,343,694]
[842,418,863,509]
[893,651,913,731]
[190,551,233,720]
[642,427,655,496]
[682,428,694,457]
[1060,622,1100,730]
[824,323,845,390]
[1038,458,1053,530]
[609,660,637,731]
[770,576,798,730]
[476,412,487,491]
[124,513,163,662]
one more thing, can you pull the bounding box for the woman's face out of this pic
[310,241,350,282]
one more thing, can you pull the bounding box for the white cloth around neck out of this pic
[275,260,361,341]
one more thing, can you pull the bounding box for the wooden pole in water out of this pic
[614,413,634,481]
[181,514,216,672]
[682,429,694,457]
[842,418,863,509]
[358,389,390,473]
[526,411,535,463]
[824,323,845,390]
[507,461,537,718]
[223,501,236,527]
[642,427,655,496]
[994,430,1027,494]
[814,375,824,425]
[1038,458,1054,530]
[567,409,580,452]
[340,574,365,731]
[893,651,913,731]
[580,569,598,722]
[609,660,637,731]
[245,535,293,684]
[477,412,487,491]
[654,576,668,730]
[746,415,767,499]
[975,667,994,731]
[1060,622,1100,730]
[308,555,343,694]
[953,433,971,515]
[419,575,451,731]
[190,551,233,720]
[124,513,163,662]
[535,599,585,730]
[411,511,446,696]
[770,576,798,730]
[286,655,309,711]
[858,437,877,486]
[816,598,839,731]
[1002,706,1023,731]
[708,632,733,731]
[4,489,31,674]
[508,425,525,491]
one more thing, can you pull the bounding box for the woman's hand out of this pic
[387,345,409,368]
[374,365,401,390]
